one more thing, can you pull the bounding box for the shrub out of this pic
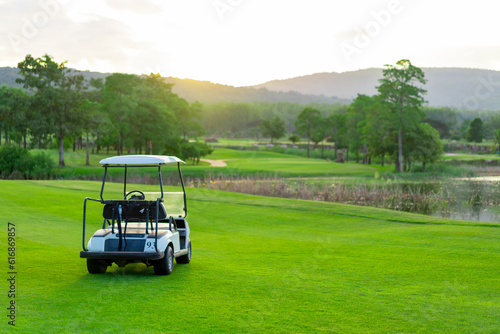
[0,145,54,179]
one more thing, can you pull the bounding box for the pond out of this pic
[428,177,500,223]
[187,175,500,223]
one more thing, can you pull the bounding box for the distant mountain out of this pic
[0,67,349,105]
[3,66,500,109]
[253,68,500,110]
[0,67,23,88]
[161,77,350,104]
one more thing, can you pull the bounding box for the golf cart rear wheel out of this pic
[87,259,107,274]
[154,245,174,275]
[176,240,191,264]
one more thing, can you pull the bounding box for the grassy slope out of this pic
[40,148,387,179]
[1,180,499,333]
[208,148,386,176]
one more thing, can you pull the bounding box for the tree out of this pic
[288,134,300,144]
[491,129,500,154]
[363,97,394,166]
[346,94,374,163]
[16,54,87,166]
[295,107,321,157]
[466,117,484,143]
[326,112,346,160]
[408,123,443,172]
[100,73,141,155]
[260,116,286,144]
[377,59,427,172]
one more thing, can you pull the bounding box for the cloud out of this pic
[104,0,162,14]
[0,0,169,74]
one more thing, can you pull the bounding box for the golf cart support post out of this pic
[80,155,191,275]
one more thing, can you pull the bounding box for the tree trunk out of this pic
[345,144,349,162]
[423,162,426,172]
[306,135,310,158]
[58,135,65,167]
[117,135,121,156]
[23,133,27,149]
[381,154,384,166]
[321,141,324,159]
[85,133,90,166]
[397,129,403,172]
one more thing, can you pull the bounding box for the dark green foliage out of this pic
[377,59,427,172]
[168,141,214,164]
[259,115,286,143]
[0,144,53,179]
[295,107,321,157]
[16,54,87,166]
[466,117,484,143]
[288,134,300,144]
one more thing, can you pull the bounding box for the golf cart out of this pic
[80,155,191,275]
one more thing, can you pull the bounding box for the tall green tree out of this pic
[346,94,374,163]
[491,129,500,154]
[16,54,87,166]
[377,59,427,172]
[295,107,321,157]
[466,117,484,143]
[363,98,394,166]
[325,112,346,160]
[260,115,286,144]
[407,123,443,172]
[100,73,141,155]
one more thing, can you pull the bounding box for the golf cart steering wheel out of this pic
[124,190,145,201]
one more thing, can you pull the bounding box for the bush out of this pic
[0,145,54,179]
[165,141,214,164]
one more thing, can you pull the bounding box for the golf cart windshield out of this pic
[98,155,187,218]
[144,192,185,218]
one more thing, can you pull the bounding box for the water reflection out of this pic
[409,179,500,223]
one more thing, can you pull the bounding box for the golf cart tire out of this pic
[154,245,174,275]
[87,259,107,274]
[176,240,191,264]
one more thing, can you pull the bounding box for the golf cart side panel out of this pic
[175,218,190,249]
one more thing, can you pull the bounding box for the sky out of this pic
[1,0,499,87]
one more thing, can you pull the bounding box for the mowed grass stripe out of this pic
[1,180,499,333]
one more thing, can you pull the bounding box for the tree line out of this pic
[0,54,211,166]
[1,55,499,171]
[259,60,441,172]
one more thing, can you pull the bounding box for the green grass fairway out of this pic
[1,180,499,333]
[208,148,386,176]
[40,148,387,179]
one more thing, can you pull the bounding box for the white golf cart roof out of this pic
[100,155,185,166]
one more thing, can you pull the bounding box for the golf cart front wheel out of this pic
[87,259,107,274]
[154,245,174,275]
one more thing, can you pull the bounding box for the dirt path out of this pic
[200,159,227,167]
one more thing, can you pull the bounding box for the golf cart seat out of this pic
[102,201,167,222]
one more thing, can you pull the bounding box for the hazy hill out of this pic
[254,68,500,110]
[0,67,349,105]
[3,66,500,109]
[161,77,349,104]
[0,67,110,89]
